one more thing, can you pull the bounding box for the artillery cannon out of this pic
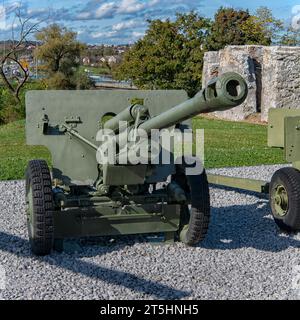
[25,72,247,255]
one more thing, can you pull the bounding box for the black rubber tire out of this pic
[25,160,54,256]
[270,167,300,232]
[172,163,211,246]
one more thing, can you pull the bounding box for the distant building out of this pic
[26,45,36,50]
[82,57,91,66]
[106,55,121,65]
[107,56,117,65]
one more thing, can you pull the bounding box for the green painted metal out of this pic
[26,73,247,188]
[62,124,99,150]
[25,72,249,243]
[26,90,189,186]
[284,116,300,163]
[293,161,300,171]
[103,164,147,186]
[207,174,269,193]
[53,204,180,238]
[139,72,248,133]
[164,232,176,244]
[268,108,300,148]
[272,184,288,217]
[104,104,148,132]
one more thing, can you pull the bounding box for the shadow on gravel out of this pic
[202,189,300,252]
[0,231,190,299]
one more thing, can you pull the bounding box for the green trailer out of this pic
[207,108,300,232]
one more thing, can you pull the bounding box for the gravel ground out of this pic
[1,164,300,300]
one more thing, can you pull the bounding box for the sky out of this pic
[0,0,300,44]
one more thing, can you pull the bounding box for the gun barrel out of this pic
[139,72,248,133]
[104,104,148,132]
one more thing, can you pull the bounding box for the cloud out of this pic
[292,5,300,15]
[117,0,146,14]
[95,2,117,19]
[91,30,117,39]
[1,1,26,18]
[0,22,18,31]
[0,0,207,44]
[76,11,91,20]
[76,0,206,44]
[74,0,163,21]
[27,8,49,16]
[112,19,144,31]
[18,0,201,24]
[132,31,145,38]
[87,25,144,42]
[292,5,300,31]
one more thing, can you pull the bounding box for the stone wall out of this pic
[202,45,300,122]
[261,47,300,121]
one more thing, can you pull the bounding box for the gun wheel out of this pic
[25,160,54,256]
[270,167,300,232]
[172,162,210,246]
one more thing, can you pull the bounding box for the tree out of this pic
[207,8,251,51]
[114,12,210,96]
[254,7,284,44]
[240,16,271,45]
[207,7,278,50]
[0,9,42,103]
[114,7,284,97]
[35,24,87,89]
[103,46,115,56]
[281,27,300,46]
[174,12,211,95]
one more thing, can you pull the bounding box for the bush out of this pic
[0,87,21,124]
[45,72,74,89]
[73,71,94,90]
[0,81,47,124]
[44,70,94,90]
[0,70,93,124]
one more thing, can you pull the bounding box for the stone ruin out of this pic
[202,45,300,122]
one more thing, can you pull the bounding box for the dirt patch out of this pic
[245,113,268,125]
[200,113,268,126]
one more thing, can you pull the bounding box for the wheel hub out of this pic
[273,185,288,217]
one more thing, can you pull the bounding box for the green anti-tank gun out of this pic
[25,72,247,255]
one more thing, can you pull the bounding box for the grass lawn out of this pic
[193,117,285,168]
[0,117,285,181]
[0,120,51,181]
